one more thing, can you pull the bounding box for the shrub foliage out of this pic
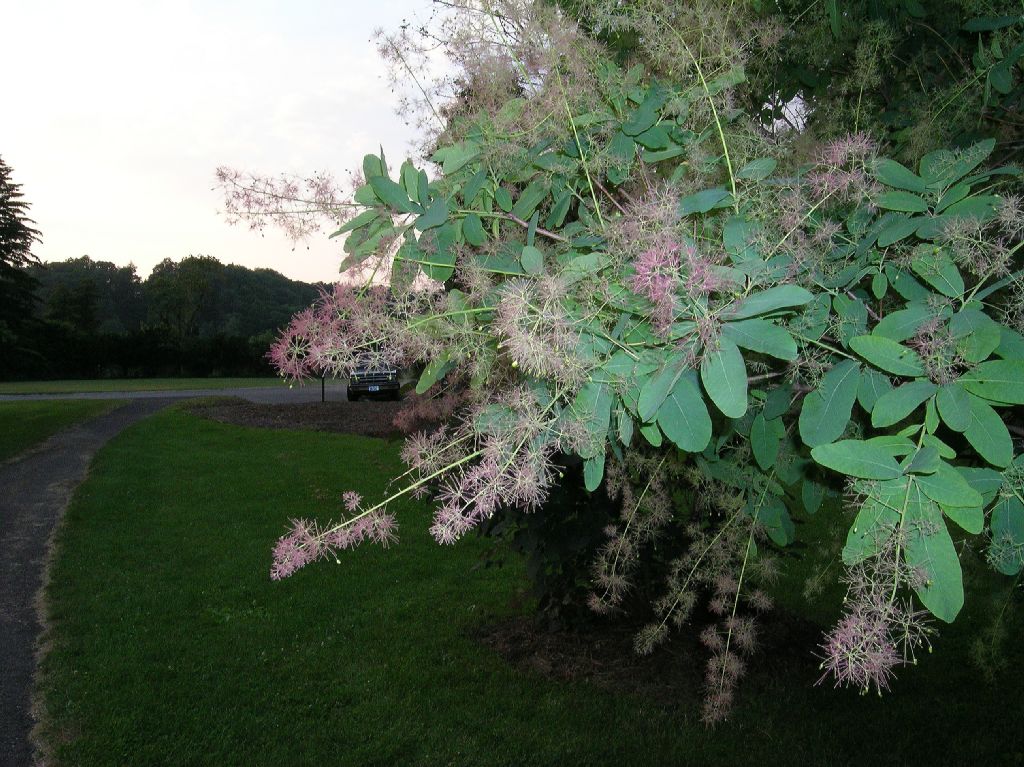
[225,0,1024,721]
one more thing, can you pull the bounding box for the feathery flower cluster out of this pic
[631,237,681,334]
[427,391,559,544]
[270,511,398,581]
[819,528,932,694]
[588,454,674,613]
[494,278,584,383]
[215,167,348,242]
[805,133,880,204]
[268,283,417,382]
[907,315,966,386]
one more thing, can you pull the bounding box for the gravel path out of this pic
[0,382,349,404]
[0,384,350,766]
[0,400,175,766]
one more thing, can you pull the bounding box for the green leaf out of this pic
[419,223,458,282]
[843,480,903,565]
[679,187,731,216]
[494,187,513,212]
[964,15,1021,31]
[362,153,384,179]
[799,360,861,447]
[960,360,1024,404]
[520,245,544,275]
[886,265,933,301]
[639,421,663,447]
[622,85,666,136]
[416,351,453,394]
[511,181,547,220]
[916,462,984,508]
[911,250,964,297]
[950,309,1001,363]
[877,216,920,248]
[402,161,421,202]
[546,191,572,229]
[812,439,904,480]
[874,158,927,193]
[462,213,487,247]
[432,141,480,175]
[723,215,760,263]
[369,175,418,214]
[944,504,984,535]
[873,305,933,342]
[871,380,936,427]
[904,486,964,622]
[850,335,926,376]
[657,374,712,452]
[936,384,971,432]
[757,496,795,547]
[415,198,449,231]
[935,183,971,213]
[964,394,1013,467]
[945,196,1002,222]
[584,453,606,491]
[990,497,1024,575]
[700,337,748,418]
[721,319,797,360]
[461,168,487,206]
[751,413,782,471]
[877,190,929,213]
[330,209,379,237]
[857,368,892,413]
[826,0,841,37]
[802,477,826,515]
[726,285,814,320]
[618,410,634,446]
[736,158,777,180]
[958,466,1003,506]
[353,183,378,206]
[763,384,793,420]
[637,357,684,422]
[871,271,888,299]
[573,382,613,459]
[906,445,941,475]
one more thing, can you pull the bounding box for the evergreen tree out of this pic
[0,156,42,375]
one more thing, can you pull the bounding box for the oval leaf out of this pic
[812,439,904,480]
[799,360,861,447]
[850,335,926,376]
[700,337,747,418]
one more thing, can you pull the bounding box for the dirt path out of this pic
[0,399,173,767]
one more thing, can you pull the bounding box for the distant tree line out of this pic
[4,254,324,380]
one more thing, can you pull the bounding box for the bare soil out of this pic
[474,609,821,706]
[185,397,406,439]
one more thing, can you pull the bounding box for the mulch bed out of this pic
[474,609,822,706]
[184,397,407,439]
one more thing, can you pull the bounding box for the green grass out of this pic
[37,409,1024,766]
[0,378,284,395]
[0,400,122,462]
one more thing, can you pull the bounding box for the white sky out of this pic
[2,0,432,284]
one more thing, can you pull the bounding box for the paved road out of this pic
[0,382,350,404]
[0,384,348,766]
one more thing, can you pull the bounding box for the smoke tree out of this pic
[220,0,1024,722]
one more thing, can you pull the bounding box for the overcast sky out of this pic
[3,0,431,284]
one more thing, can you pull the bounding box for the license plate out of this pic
[368,385,380,392]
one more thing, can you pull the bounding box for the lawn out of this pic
[0,399,123,462]
[0,378,285,395]
[36,409,1024,766]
